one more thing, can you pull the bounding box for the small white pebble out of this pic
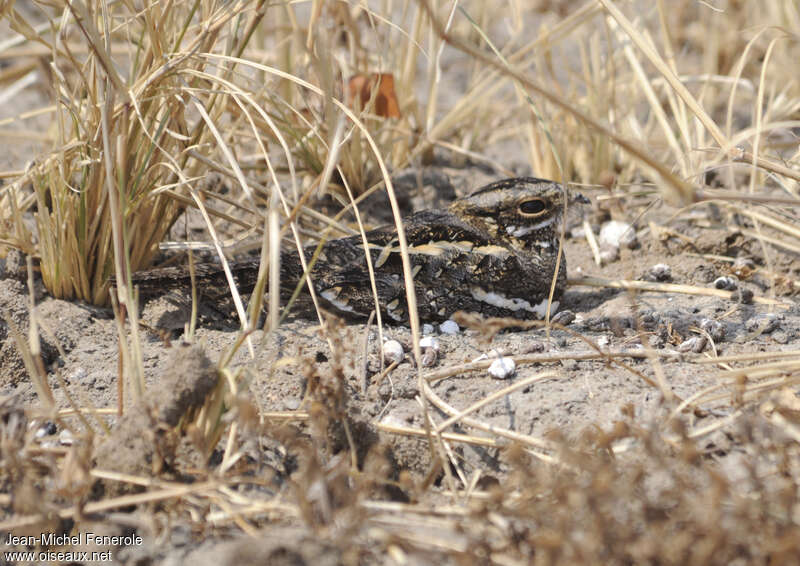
[678,335,707,353]
[59,429,74,446]
[551,310,575,326]
[421,347,438,367]
[599,220,637,249]
[599,244,619,264]
[419,336,440,351]
[699,318,725,342]
[422,323,436,335]
[746,313,780,334]
[379,413,406,428]
[714,276,738,291]
[597,335,611,348]
[732,256,755,271]
[472,348,501,363]
[69,367,88,381]
[488,357,516,379]
[439,320,460,335]
[382,340,404,364]
[647,263,672,282]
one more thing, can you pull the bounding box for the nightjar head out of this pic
[450,177,587,252]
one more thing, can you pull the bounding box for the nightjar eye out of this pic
[518,199,547,215]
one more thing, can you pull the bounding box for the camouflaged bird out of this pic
[128,177,586,323]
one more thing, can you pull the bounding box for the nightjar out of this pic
[128,177,587,323]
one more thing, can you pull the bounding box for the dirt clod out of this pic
[93,343,218,494]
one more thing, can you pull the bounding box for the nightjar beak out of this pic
[569,192,590,205]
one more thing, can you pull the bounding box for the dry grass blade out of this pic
[569,275,789,306]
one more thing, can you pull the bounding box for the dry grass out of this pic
[1,0,800,564]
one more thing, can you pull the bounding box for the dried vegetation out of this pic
[1,0,800,564]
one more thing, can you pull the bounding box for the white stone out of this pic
[599,244,619,264]
[439,320,460,335]
[599,220,637,248]
[380,413,406,428]
[419,336,440,351]
[488,357,516,379]
[647,263,671,281]
[472,348,501,363]
[713,276,737,290]
[59,429,74,446]
[382,340,404,364]
[422,323,435,335]
[699,318,725,342]
[678,335,707,353]
[69,367,88,381]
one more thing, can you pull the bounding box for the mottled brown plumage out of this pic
[128,177,586,323]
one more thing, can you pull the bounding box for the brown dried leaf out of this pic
[347,73,400,118]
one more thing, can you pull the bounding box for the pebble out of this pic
[699,318,725,342]
[732,256,755,276]
[551,310,575,326]
[419,336,440,351]
[678,335,707,353]
[488,357,516,379]
[570,225,586,238]
[59,429,75,446]
[34,422,57,438]
[69,367,88,383]
[599,245,619,264]
[599,220,637,249]
[472,349,501,363]
[421,347,438,367]
[746,313,780,334]
[422,324,436,335]
[419,336,441,367]
[638,311,661,330]
[645,263,672,282]
[524,341,545,354]
[771,331,789,344]
[714,276,738,291]
[561,358,578,371]
[439,320,460,335]
[379,413,406,428]
[382,340,404,364]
